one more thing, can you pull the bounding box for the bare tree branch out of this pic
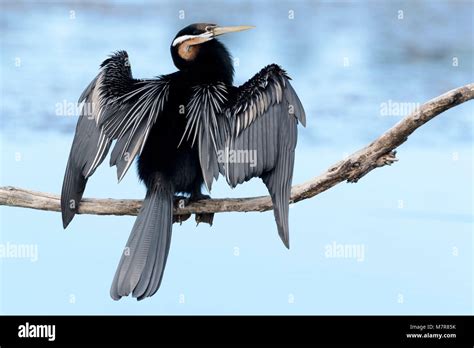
[1,83,473,218]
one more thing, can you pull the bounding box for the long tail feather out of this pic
[110,186,173,300]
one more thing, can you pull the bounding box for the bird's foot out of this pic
[173,195,191,224]
[189,193,214,226]
[195,212,214,226]
[174,195,190,208]
[173,194,214,226]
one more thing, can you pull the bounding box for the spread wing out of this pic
[179,83,229,191]
[222,64,306,247]
[61,51,170,228]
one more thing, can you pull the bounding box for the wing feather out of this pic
[61,51,169,227]
[180,83,229,191]
[61,51,133,227]
[222,64,306,247]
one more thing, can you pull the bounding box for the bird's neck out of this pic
[190,65,233,85]
[184,41,234,85]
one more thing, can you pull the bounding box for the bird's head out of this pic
[170,23,253,81]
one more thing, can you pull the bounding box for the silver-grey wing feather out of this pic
[222,65,306,248]
[180,83,229,191]
[61,51,169,227]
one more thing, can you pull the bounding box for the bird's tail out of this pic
[262,148,295,249]
[110,186,173,301]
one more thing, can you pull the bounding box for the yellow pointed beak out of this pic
[212,25,255,37]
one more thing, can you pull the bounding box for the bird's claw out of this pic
[173,196,191,224]
[190,193,214,226]
[173,194,214,226]
[195,213,214,226]
[173,213,191,224]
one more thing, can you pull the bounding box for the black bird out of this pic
[61,23,306,300]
